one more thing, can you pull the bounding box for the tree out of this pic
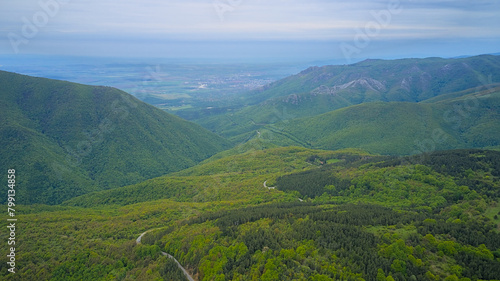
[391,259,407,274]
[377,268,386,281]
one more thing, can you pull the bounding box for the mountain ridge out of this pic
[0,70,230,204]
[195,55,500,142]
[267,86,500,155]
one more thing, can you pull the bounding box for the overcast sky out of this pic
[1,0,499,62]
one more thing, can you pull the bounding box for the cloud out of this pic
[0,0,498,57]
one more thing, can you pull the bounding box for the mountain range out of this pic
[195,55,500,145]
[2,54,500,281]
[3,54,499,204]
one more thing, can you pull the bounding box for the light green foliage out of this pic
[3,148,500,280]
[376,268,386,281]
[63,147,347,207]
[444,275,460,281]
[0,199,208,280]
[438,241,459,256]
[379,239,413,260]
[390,259,407,274]
[425,271,438,281]
[423,234,438,247]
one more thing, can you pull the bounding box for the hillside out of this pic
[8,149,500,280]
[0,70,230,204]
[271,86,500,155]
[196,55,500,141]
[62,147,358,207]
[149,149,500,281]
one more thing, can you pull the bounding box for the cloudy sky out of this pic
[1,0,499,62]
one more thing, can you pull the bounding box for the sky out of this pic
[0,0,499,62]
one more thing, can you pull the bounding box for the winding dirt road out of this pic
[136,229,195,281]
[263,180,275,189]
[264,180,304,201]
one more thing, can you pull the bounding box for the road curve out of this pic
[136,229,195,281]
[263,180,275,189]
[263,180,303,202]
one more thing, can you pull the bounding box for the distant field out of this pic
[0,55,310,119]
[151,93,192,100]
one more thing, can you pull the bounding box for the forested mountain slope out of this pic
[265,86,500,155]
[62,147,352,207]
[3,147,500,280]
[196,55,500,142]
[0,70,230,204]
[154,149,500,281]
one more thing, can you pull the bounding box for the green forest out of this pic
[2,148,500,280]
[1,55,500,280]
[0,70,230,205]
[151,149,500,281]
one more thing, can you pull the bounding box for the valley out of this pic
[1,54,500,281]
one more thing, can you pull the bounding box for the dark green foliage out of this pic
[399,150,500,178]
[168,203,456,280]
[416,150,500,197]
[308,204,427,226]
[189,201,321,230]
[61,146,345,207]
[417,218,500,249]
[383,149,500,198]
[276,149,500,210]
[0,70,230,204]
[276,154,392,198]
[276,167,351,198]
[3,147,500,280]
[3,52,500,280]
[291,219,390,279]
[412,215,500,280]
[159,257,187,280]
[456,252,500,280]
[189,203,395,280]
